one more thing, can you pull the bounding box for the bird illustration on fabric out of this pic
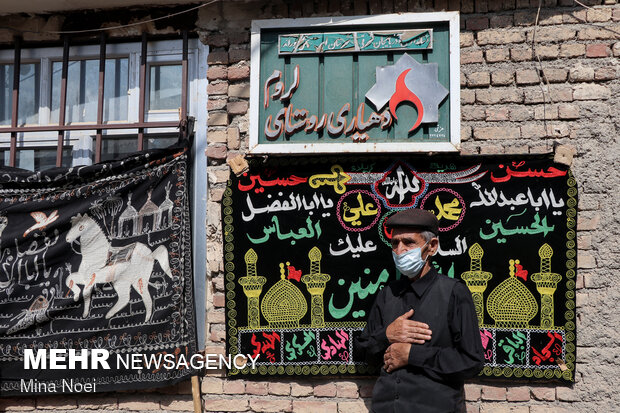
[23,210,59,237]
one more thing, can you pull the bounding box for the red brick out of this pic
[227,101,249,115]
[204,398,249,412]
[229,49,250,63]
[208,112,229,126]
[516,69,540,85]
[486,107,509,121]
[461,51,484,64]
[464,384,481,401]
[359,382,374,398]
[208,98,227,111]
[265,382,290,396]
[206,145,228,161]
[291,382,313,397]
[510,48,533,62]
[490,15,514,28]
[314,383,337,397]
[466,17,489,31]
[586,43,610,57]
[336,381,359,398]
[161,398,195,411]
[293,401,337,413]
[486,48,510,62]
[223,379,245,394]
[207,51,229,65]
[595,67,616,80]
[213,293,225,307]
[558,104,580,119]
[246,382,268,395]
[506,386,531,401]
[531,387,556,401]
[481,385,507,401]
[204,34,229,48]
[338,401,370,413]
[560,43,586,57]
[207,66,228,81]
[491,70,514,85]
[250,399,292,412]
[227,66,250,81]
[0,398,36,411]
[208,81,229,95]
[473,127,520,140]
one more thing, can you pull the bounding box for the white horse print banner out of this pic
[0,140,197,395]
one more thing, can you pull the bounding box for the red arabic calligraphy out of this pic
[490,163,567,183]
[237,173,308,193]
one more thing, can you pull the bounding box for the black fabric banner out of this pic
[223,156,577,382]
[0,141,196,395]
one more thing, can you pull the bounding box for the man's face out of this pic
[390,228,438,258]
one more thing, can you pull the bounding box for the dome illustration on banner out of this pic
[365,53,449,133]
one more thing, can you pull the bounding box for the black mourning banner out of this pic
[223,156,577,382]
[0,141,196,395]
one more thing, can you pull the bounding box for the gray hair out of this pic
[420,230,438,243]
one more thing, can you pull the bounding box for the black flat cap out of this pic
[385,208,439,235]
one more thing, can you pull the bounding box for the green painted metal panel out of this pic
[258,20,453,147]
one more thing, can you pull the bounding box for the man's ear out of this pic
[428,237,439,256]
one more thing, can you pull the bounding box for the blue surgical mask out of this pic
[392,241,430,278]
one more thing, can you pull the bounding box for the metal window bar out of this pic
[5,31,191,168]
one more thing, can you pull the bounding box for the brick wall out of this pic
[1,0,618,411]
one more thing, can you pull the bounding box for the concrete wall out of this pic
[1,0,619,411]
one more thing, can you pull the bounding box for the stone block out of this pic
[463,107,486,121]
[520,124,547,139]
[476,88,523,104]
[509,106,533,121]
[208,98,227,111]
[227,127,241,150]
[223,380,245,394]
[462,89,476,104]
[229,48,250,63]
[160,398,195,411]
[577,253,596,269]
[587,9,612,22]
[467,17,489,31]
[490,15,514,28]
[578,27,619,40]
[117,396,160,411]
[534,105,558,120]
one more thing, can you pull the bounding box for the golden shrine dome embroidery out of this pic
[261,263,307,328]
[487,259,538,328]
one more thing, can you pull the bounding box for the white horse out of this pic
[65,213,173,320]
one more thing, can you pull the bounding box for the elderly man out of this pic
[356,208,484,413]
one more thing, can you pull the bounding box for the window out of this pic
[0,34,208,350]
[0,36,205,169]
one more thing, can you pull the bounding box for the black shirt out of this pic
[356,268,484,413]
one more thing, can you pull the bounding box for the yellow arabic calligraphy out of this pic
[309,165,351,194]
[434,196,462,221]
[342,193,378,225]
